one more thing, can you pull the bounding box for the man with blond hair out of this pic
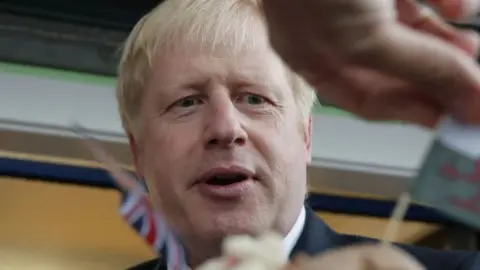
[115,0,480,269]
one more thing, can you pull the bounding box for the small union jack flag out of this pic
[119,189,188,270]
[71,123,188,270]
[120,190,165,253]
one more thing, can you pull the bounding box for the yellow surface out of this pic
[0,177,440,270]
[0,151,440,269]
[319,212,438,243]
[0,150,391,201]
[0,177,155,270]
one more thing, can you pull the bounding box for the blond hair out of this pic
[116,0,317,136]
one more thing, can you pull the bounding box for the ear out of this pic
[304,115,312,164]
[128,132,145,180]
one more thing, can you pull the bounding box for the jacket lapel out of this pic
[153,207,340,269]
[289,207,340,259]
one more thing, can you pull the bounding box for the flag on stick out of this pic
[409,117,480,227]
[382,117,480,244]
[72,124,188,270]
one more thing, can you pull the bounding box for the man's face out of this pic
[131,41,312,247]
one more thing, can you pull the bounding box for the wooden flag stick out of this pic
[70,122,140,192]
[381,192,412,246]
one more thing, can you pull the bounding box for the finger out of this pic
[348,24,480,123]
[397,0,479,56]
[398,1,448,32]
[458,29,480,57]
[341,66,480,126]
[287,254,314,270]
[361,245,425,270]
[72,124,140,192]
[310,67,443,127]
[359,90,442,127]
[305,67,365,113]
[451,83,480,123]
[343,69,445,127]
[424,0,480,20]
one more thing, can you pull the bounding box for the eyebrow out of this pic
[232,66,278,85]
[159,74,210,94]
[232,79,285,105]
[155,62,287,102]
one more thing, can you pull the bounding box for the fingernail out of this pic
[437,0,463,19]
[451,96,469,123]
[459,29,480,57]
[463,0,480,18]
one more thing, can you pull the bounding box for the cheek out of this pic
[249,113,306,173]
[139,129,174,185]
[141,123,198,189]
[273,118,308,176]
[140,131,189,211]
[271,127,306,176]
[256,111,305,152]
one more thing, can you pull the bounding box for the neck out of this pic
[183,207,304,269]
[184,237,223,269]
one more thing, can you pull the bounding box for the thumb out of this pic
[350,23,480,107]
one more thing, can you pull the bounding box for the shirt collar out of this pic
[180,206,306,270]
[282,206,306,257]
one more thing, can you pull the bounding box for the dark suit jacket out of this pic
[128,208,480,270]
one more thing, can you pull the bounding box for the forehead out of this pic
[148,43,290,91]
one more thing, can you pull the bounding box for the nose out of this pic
[204,95,248,149]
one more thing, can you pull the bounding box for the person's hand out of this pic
[285,244,425,270]
[261,0,480,127]
[196,232,287,270]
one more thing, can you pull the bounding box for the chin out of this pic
[185,190,272,236]
[201,206,268,237]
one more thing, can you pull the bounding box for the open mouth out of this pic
[204,172,249,186]
[195,167,256,198]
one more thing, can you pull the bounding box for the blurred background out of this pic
[0,0,479,269]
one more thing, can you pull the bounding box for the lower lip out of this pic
[196,179,255,199]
